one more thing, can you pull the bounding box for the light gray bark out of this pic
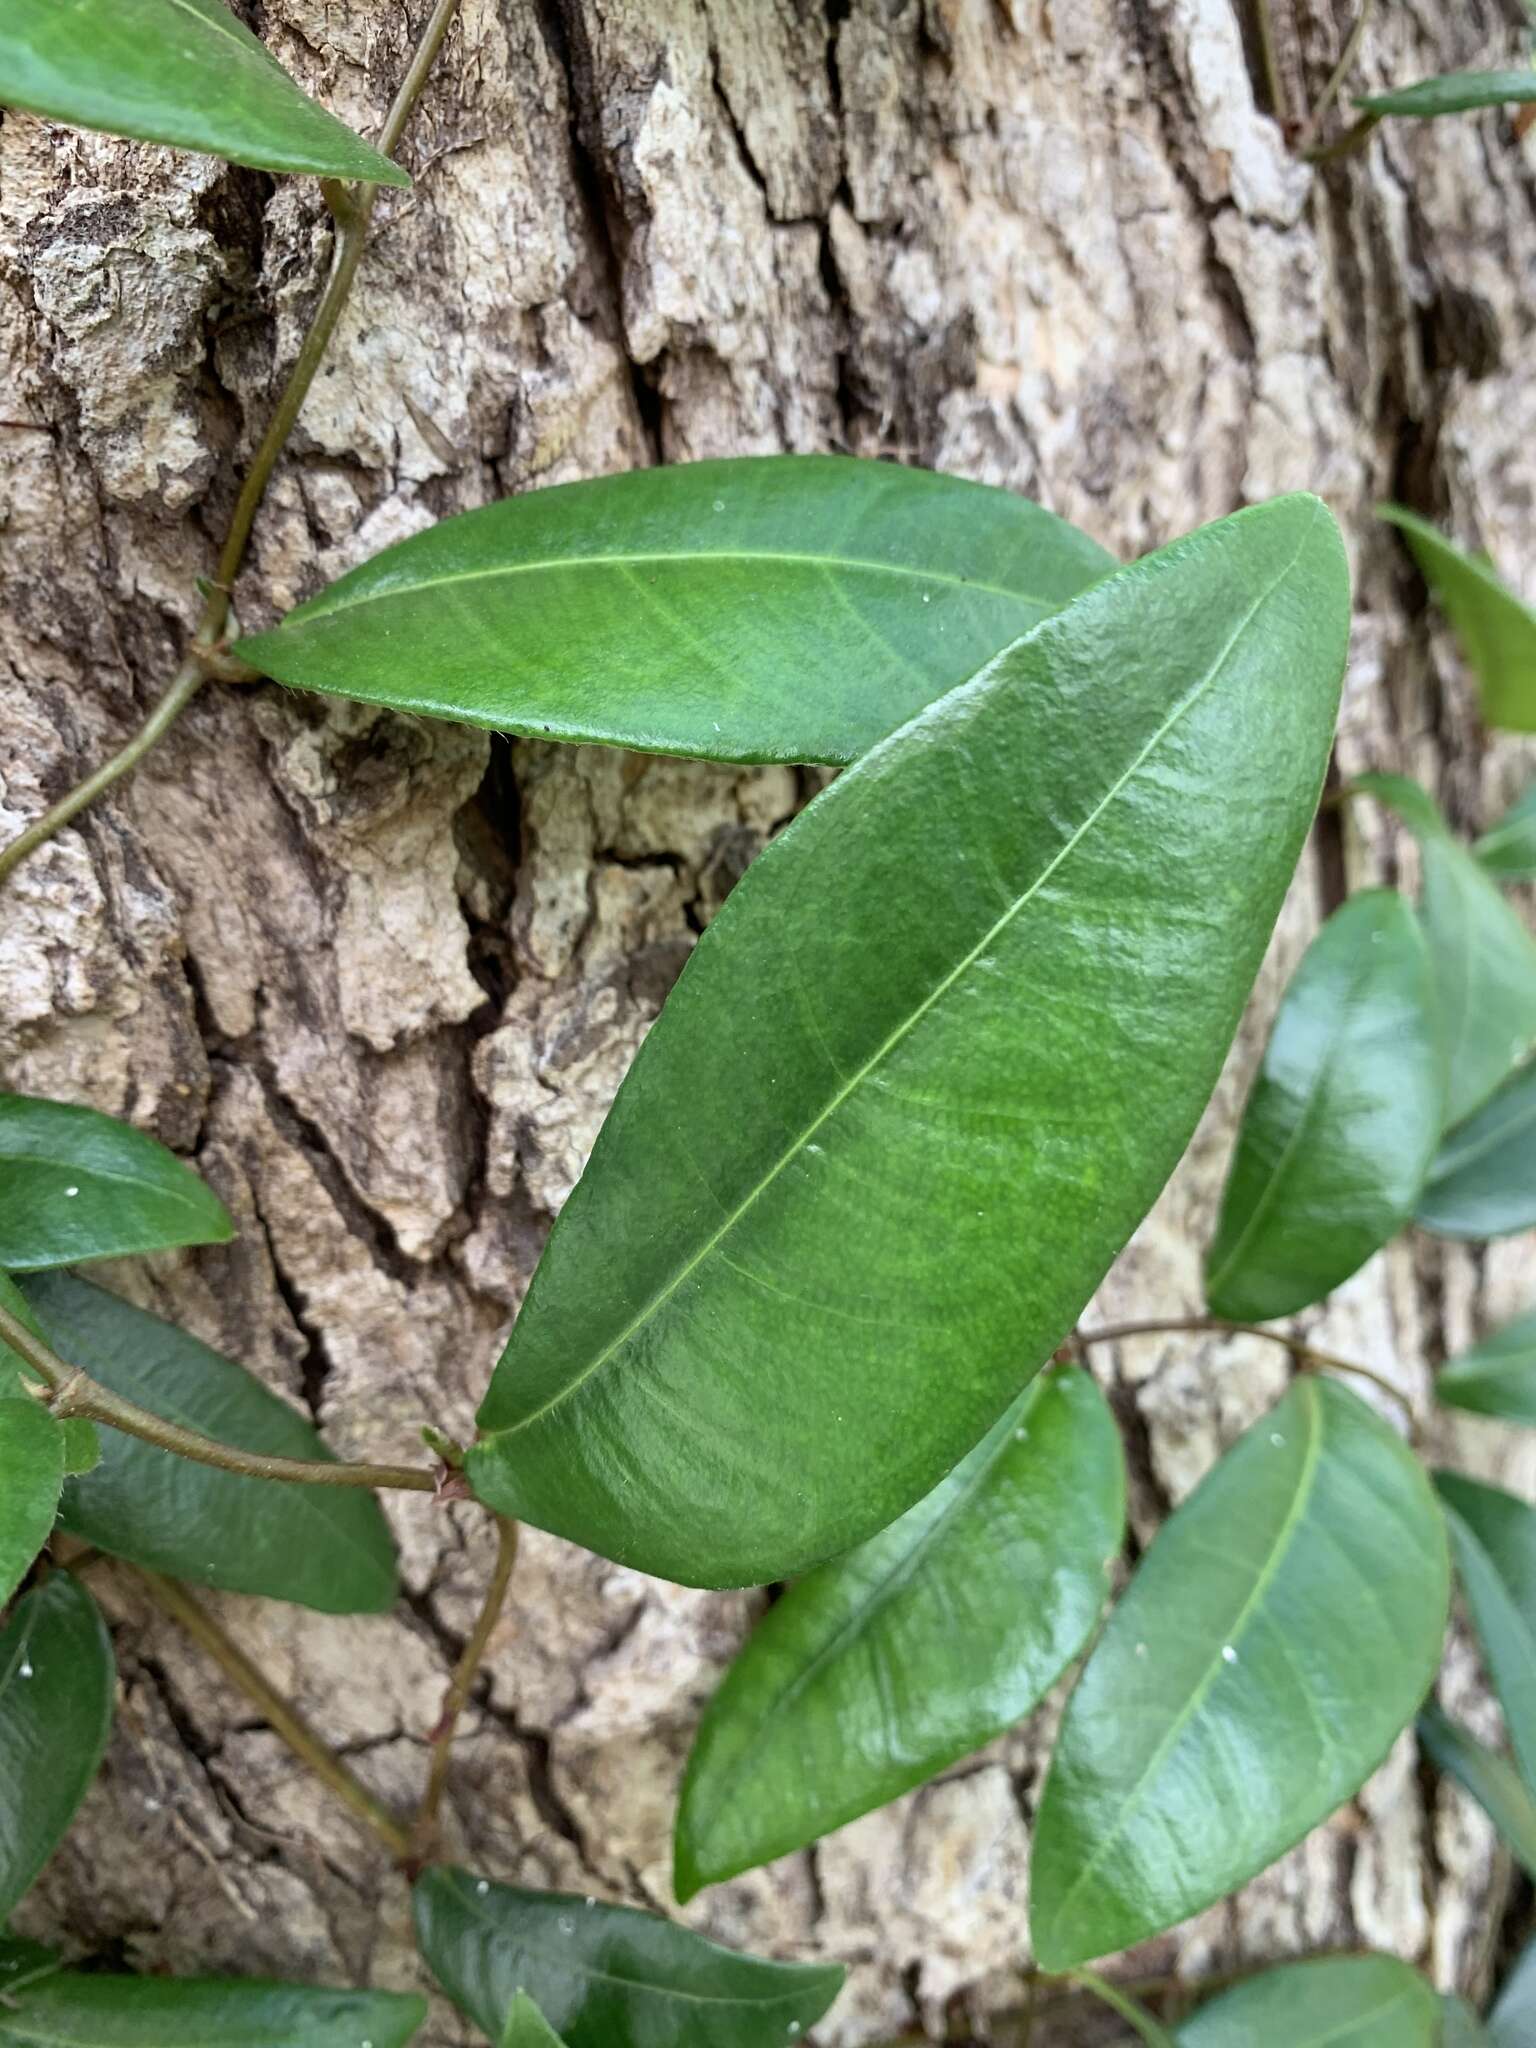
[2,1,1535,2039]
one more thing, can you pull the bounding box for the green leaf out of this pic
[1419,1701,1536,1879]
[237,456,1115,767]
[0,1094,233,1272]
[1416,1059,1536,1240]
[0,1402,62,1609]
[0,1939,60,1998]
[1358,72,1536,123]
[1176,1956,1439,2047]
[0,0,409,186]
[0,1970,426,2046]
[1355,776,1536,1126]
[1204,889,1443,1321]
[1435,1474,1536,1794]
[1443,1994,1495,2048]
[0,1574,114,1922]
[1440,1312,1536,1424]
[1379,506,1536,733]
[21,1272,397,1615]
[1491,1938,1536,2047]
[412,1868,845,2048]
[467,495,1350,1589]
[1029,1376,1449,1970]
[675,1367,1122,1898]
[501,1996,569,2048]
[1477,783,1536,883]
[0,1271,97,1475]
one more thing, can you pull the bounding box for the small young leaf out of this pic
[21,1272,397,1615]
[1029,1377,1448,1970]
[0,1574,114,1922]
[0,1094,233,1272]
[1435,1475,1536,1793]
[1358,73,1536,125]
[1416,1059,1536,1240]
[1379,506,1536,733]
[501,1996,569,2048]
[675,1368,1124,1898]
[1356,776,1536,1126]
[1440,1312,1536,1424]
[412,1868,845,2048]
[0,1271,98,1475]
[1419,1701,1536,1879]
[1177,1956,1439,2047]
[1478,783,1536,883]
[1204,889,1442,1321]
[0,1401,62,1609]
[236,456,1115,767]
[468,496,1349,1589]
[1491,1938,1536,2047]
[0,0,410,186]
[0,1969,426,2046]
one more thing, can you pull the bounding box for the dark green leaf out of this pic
[1440,1312,1536,1424]
[0,1970,425,2046]
[412,1868,844,2048]
[1492,1937,1536,2046]
[1435,1475,1536,1793]
[1204,889,1442,1321]
[1379,506,1536,733]
[468,496,1350,1589]
[237,456,1115,767]
[1359,73,1536,123]
[21,1272,396,1615]
[1416,1059,1536,1240]
[1443,1994,1494,2048]
[1177,1956,1439,2047]
[1356,777,1536,1126]
[501,1996,569,2048]
[675,1367,1122,1898]
[0,1402,61,1609]
[0,1093,233,1272]
[1029,1377,1448,1970]
[0,1574,114,1922]
[1478,783,1536,883]
[1419,1702,1536,1879]
[0,1271,97,1475]
[0,0,409,185]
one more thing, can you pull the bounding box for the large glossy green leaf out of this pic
[1478,783,1536,883]
[1419,1701,1536,1878]
[1440,1312,1536,1424]
[1416,1059,1536,1240]
[1359,73,1536,123]
[0,1971,425,2046]
[501,1997,569,2048]
[1379,507,1536,733]
[0,1094,233,1271]
[413,1869,845,2048]
[1435,1474,1536,1793]
[21,1272,396,1615]
[675,1367,1123,1898]
[237,456,1115,767]
[1029,1376,1448,1969]
[1492,1938,1536,2047]
[0,1574,114,1922]
[0,1402,62,1609]
[1177,1957,1438,2047]
[0,1270,97,1475]
[467,496,1350,1589]
[1204,889,1442,1321]
[1356,777,1536,1127]
[0,0,409,186]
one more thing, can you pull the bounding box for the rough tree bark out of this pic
[2,0,1535,2039]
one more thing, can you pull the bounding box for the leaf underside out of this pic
[1176,1955,1439,2047]
[1438,1311,1536,1425]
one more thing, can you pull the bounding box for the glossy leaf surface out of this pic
[1436,1474,1536,1792]
[0,1971,426,2046]
[1357,776,1536,1126]
[1360,72,1536,123]
[1416,1060,1536,1240]
[469,496,1349,1588]
[1478,783,1536,883]
[1419,1702,1536,1878]
[1177,1956,1438,2047]
[0,1401,62,1608]
[1029,1376,1448,1969]
[238,457,1114,767]
[1204,889,1442,1321]
[0,1270,97,1475]
[1440,1313,1536,1424]
[1491,1938,1536,2047]
[413,1869,844,2048]
[0,0,409,185]
[0,1093,233,1271]
[501,1997,569,2048]
[675,1368,1123,1897]
[0,1575,114,1921]
[22,1272,396,1613]
[1379,506,1536,732]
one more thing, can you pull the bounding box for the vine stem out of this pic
[131,1565,414,1861]
[411,1515,519,1864]
[1252,0,1291,125]
[1071,1969,1177,2047]
[1295,0,1377,155]
[1074,1314,1417,1425]
[0,1296,439,1494]
[0,0,462,892]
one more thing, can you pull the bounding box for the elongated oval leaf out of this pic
[0,1971,425,2047]
[1029,1376,1448,1970]
[236,456,1115,767]
[0,0,409,186]
[0,1094,233,1272]
[467,496,1349,1589]
[1205,889,1442,1321]
[21,1272,397,1615]
[1380,506,1536,733]
[1177,1956,1438,2047]
[1419,1701,1536,1878]
[1435,1475,1536,1793]
[1416,1059,1536,1240]
[1492,1938,1536,2047]
[1478,783,1536,883]
[1440,1312,1536,1424]
[502,1997,569,2048]
[1356,777,1536,1126]
[412,1869,844,2048]
[0,1401,62,1609]
[675,1367,1122,1898]
[0,1574,114,1922]
[0,1271,97,1475]
[1359,73,1536,123]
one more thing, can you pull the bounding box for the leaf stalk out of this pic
[411,1514,519,1865]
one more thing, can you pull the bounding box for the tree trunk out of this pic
[3,0,1534,2038]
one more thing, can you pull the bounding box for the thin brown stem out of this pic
[1075,1314,1418,1425]
[1253,0,1291,125]
[1296,0,1377,154]
[1301,109,1380,163]
[412,1515,519,1862]
[133,1566,414,1860]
